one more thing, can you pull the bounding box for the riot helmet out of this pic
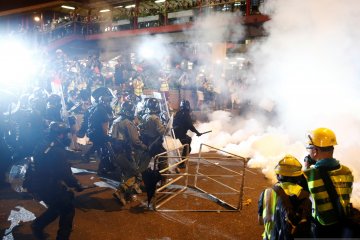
[29,88,48,113]
[47,94,62,109]
[180,100,191,112]
[91,87,115,104]
[49,121,71,146]
[147,98,161,114]
[120,101,135,120]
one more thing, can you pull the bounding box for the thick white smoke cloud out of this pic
[191,0,360,206]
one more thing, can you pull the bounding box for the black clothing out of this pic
[87,104,112,142]
[114,63,125,85]
[15,110,48,158]
[30,137,81,240]
[45,106,63,123]
[87,103,114,173]
[173,110,200,155]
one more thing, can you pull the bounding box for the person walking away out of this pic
[258,155,311,240]
[25,122,84,240]
[303,127,354,238]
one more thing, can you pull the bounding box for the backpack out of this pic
[271,185,312,240]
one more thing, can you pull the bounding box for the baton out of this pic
[200,130,212,135]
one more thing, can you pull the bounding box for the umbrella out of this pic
[141,168,162,206]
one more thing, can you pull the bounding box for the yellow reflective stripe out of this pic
[279,182,302,196]
[263,189,275,222]
[307,178,323,189]
[332,175,353,184]
[313,191,329,199]
[262,188,277,239]
[317,202,333,212]
[337,188,352,195]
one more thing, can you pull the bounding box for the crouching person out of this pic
[110,101,150,205]
[24,122,84,240]
[258,155,312,240]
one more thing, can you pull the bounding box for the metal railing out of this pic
[153,143,249,212]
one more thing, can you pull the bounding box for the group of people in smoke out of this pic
[0,84,202,240]
[258,128,358,239]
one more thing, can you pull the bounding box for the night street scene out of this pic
[0,0,359,239]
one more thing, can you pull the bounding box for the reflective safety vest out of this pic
[304,165,353,226]
[261,182,303,240]
[133,79,144,97]
[160,78,169,92]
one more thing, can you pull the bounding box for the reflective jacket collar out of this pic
[314,158,340,170]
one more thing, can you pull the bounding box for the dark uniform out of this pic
[173,100,201,159]
[86,87,115,174]
[45,93,63,123]
[28,122,83,240]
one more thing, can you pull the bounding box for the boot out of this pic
[31,223,49,240]
[112,188,126,206]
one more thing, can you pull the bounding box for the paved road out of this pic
[1,153,268,240]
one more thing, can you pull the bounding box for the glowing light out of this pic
[0,39,39,89]
[61,5,75,10]
[34,16,40,22]
[155,0,166,3]
[100,9,110,13]
[139,46,155,59]
[114,5,123,8]
[125,4,135,9]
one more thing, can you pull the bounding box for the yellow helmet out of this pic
[274,155,303,177]
[308,128,337,147]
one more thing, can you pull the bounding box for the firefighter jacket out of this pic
[304,158,353,226]
[258,182,305,240]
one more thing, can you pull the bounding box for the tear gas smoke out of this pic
[191,0,360,206]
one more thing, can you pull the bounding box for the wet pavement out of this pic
[1,153,269,240]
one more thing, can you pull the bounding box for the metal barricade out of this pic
[153,143,248,212]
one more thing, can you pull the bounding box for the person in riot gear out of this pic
[26,91,49,153]
[0,90,16,188]
[26,121,84,240]
[140,98,168,171]
[110,101,150,205]
[86,87,115,174]
[173,100,202,167]
[45,93,63,122]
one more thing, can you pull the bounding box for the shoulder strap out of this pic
[272,184,293,209]
[318,168,346,220]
